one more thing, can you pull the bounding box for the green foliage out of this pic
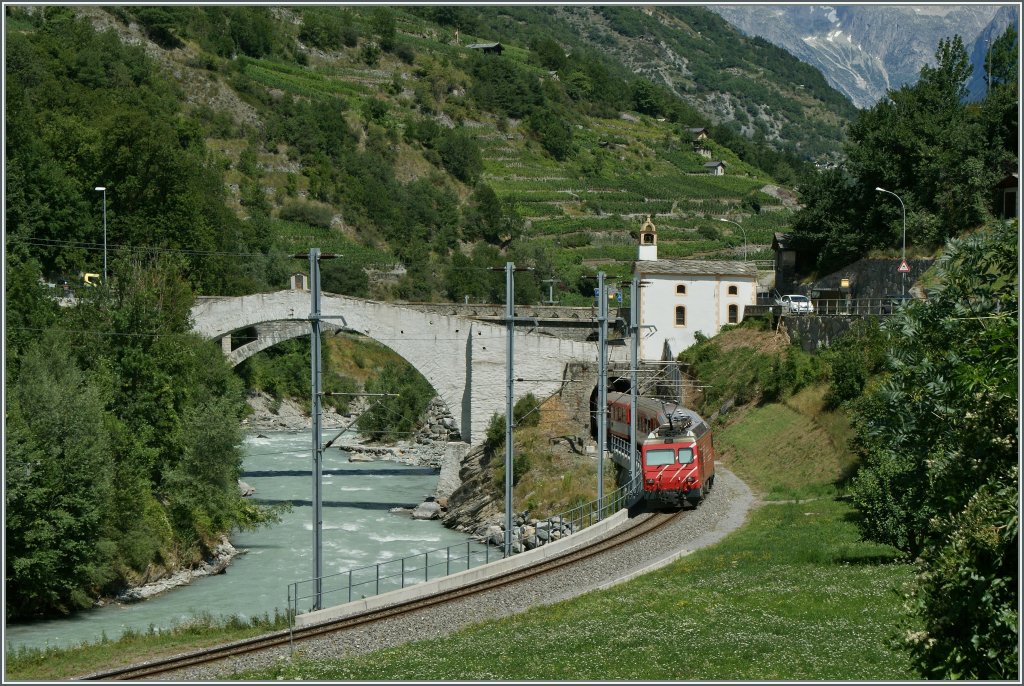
[527,106,574,161]
[3,255,267,619]
[5,334,116,618]
[278,200,334,228]
[356,362,435,442]
[679,327,821,416]
[320,258,370,297]
[468,53,543,119]
[820,318,887,410]
[436,128,484,185]
[792,32,1017,272]
[849,221,1018,678]
[513,393,542,428]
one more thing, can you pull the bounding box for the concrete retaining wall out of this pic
[293,508,630,629]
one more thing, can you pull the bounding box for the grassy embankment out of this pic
[6,335,920,681]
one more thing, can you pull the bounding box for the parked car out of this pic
[776,294,814,315]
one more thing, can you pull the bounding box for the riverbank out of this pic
[242,391,464,497]
[112,537,244,604]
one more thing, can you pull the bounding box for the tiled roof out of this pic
[634,259,758,277]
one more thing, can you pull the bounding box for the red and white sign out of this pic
[897,260,911,273]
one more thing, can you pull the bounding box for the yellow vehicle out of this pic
[81,273,100,287]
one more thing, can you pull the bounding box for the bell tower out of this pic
[638,214,658,261]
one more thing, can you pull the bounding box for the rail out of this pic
[286,470,644,624]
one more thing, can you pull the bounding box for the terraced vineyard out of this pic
[184,6,804,302]
[476,113,794,284]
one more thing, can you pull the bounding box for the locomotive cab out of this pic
[605,392,716,510]
[640,416,713,508]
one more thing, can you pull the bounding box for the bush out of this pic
[278,200,334,228]
[437,129,483,185]
[513,393,541,428]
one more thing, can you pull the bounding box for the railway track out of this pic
[81,508,685,681]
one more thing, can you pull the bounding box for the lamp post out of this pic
[94,186,107,283]
[718,218,747,261]
[875,186,906,296]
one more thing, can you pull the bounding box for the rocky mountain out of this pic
[708,4,1008,108]
[965,5,1021,101]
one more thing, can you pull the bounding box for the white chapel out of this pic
[633,215,758,361]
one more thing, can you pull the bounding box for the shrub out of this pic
[278,200,334,228]
[513,393,541,428]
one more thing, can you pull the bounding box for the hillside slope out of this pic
[7,5,857,305]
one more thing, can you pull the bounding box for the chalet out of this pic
[634,216,757,360]
[466,42,503,55]
[704,160,726,176]
[686,127,709,141]
[996,171,1018,219]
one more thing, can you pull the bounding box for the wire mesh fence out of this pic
[287,467,644,626]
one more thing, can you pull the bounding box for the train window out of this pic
[678,447,695,464]
[645,448,675,466]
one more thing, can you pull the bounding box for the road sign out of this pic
[897,260,911,273]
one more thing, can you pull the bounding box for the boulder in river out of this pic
[411,501,442,520]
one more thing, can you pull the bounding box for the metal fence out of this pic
[809,298,908,316]
[287,469,644,622]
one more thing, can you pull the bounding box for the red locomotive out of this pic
[607,392,716,508]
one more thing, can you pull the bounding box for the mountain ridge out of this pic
[708,4,1009,108]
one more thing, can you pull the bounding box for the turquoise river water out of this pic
[3,430,472,652]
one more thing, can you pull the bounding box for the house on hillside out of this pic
[996,170,1018,219]
[686,127,709,141]
[704,161,726,176]
[634,216,758,361]
[466,42,503,55]
[772,232,798,295]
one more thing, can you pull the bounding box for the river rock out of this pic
[411,501,442,520]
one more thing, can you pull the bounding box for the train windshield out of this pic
[678,447,695,464]
[645,448,675,466]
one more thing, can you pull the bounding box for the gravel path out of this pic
[161,467,756,681]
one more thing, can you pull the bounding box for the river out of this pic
[4,431,472,652]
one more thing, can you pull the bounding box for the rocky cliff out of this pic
[710,5,1005,108]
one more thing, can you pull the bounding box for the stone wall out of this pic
[781,315,859,353]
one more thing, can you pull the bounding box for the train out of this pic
[606,392,716,508]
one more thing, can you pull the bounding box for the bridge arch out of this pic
[191,291,606,444]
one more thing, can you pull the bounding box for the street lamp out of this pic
[94,186,107,283]
[718,218,747,261]
[875,186,906,295]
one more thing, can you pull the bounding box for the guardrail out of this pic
[810,298,909,316]
[747,298,912,318]
[286,470,644,622]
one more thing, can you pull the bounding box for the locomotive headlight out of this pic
[685,476,696,484]
[645,478,655,485]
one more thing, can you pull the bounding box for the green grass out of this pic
[715,385,858,502]
[233,499,916,681]
[4,612,290,681]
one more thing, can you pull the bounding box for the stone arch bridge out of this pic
[191,291,622,445]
